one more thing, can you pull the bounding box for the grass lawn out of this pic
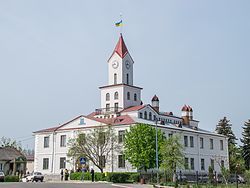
[178,184,250,188]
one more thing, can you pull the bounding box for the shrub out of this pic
[129,173,140,183]
[4,175,19,182]
[70,172,105,181]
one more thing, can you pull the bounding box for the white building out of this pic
[34,34,229,175]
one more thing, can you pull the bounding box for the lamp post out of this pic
[155,119,159,185]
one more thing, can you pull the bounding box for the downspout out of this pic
[51,131,56,174]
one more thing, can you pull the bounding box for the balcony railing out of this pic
[95,107,123,115]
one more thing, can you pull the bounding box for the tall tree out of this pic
[241,119,250,170]
[0,137,22,151]
[215,117,237,146]
[124,123,165,172]
[67,126,118,173]
[215,117,240,172]
[160,135,184,182]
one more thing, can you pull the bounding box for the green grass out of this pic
[178,184,250,188]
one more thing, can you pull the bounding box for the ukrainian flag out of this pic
[115,20,123,27]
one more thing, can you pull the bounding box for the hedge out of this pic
[4,175,19,182]
[70,172,140,183]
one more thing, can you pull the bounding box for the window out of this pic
[210,159,214,170]
[221,160,224,168]
[114,74,117,84]
[154,115,156,121]
[220,140,224,150]
[190,158,194,170]
[210,139,214,150]
[99,156,105,168]
[144,111,147,119]
[168,133,173,138]
[0,163,3,171]
[106,93,110,101]
[114,92,119,100]
[200,137,204,149]
[201,159,205,170]
[190,136,194,147]
[149,112,152,120]
[60,157,66,169]
[44,136,49,148]
[184,158,189,169]
[139,112,143,118]
[114,103,119,112]
[126,74,129,85]
[184,136,188,147]
[98,132,105,144]
[127,92,130,100]
[60,135,66,147]
[106,104,110,112]
[43,158,49,170]
[134,93,137,101]
[118,155,125,168]
[118,130,125,143]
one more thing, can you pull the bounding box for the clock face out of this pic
[112,61,119,69]
[125,60,130,69]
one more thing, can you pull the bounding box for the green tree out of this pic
[124,123,165,172]
[241,119,250,170]
[228,144,245,173]
[0,137,22,151]
[215,117,237,146]
[159,135,184,182]
[215,117,239,172]
[67,126,118,173]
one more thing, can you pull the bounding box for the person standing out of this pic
[90,167,94,182]
[64,169,69,181]
[60,169,64,181]
[81,166,85,182]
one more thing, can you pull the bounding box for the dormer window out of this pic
[106,93,110,101]
[134,93,137,101]
[127,92,130,100]
[144,111,147,119]
[149,112,152,120]
[114,92,119,100]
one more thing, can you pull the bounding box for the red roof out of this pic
[33,126,59,133]
[113,115,135,125]
[181,105,188,111]
[121,105,145,113]
[113,34,128,58]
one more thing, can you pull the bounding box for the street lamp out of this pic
[155,118,160,185]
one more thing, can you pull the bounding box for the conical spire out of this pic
[113,34,128,58]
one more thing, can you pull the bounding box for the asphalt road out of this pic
[0,182,153,188]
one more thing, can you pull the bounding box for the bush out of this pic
[4,175,19,182]
[106,172,130,183]
[129,173,140,183]
[70,172,105,181]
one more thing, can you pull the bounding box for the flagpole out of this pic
[120,13,122,34]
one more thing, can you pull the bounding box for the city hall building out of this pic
[34,34,229,175]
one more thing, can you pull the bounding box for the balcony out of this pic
[95,107,123,115]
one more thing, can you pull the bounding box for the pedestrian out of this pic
[60,169,64,181]
[64,169,69,181]
[90,167,94,182]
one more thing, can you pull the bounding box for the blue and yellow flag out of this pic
[115,20,123,27]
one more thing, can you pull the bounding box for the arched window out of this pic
[149,112,152,120]
[126,74,129,85]
[106,93,110,101]
[134,93,137,101]
[144,111,147,119]
[114,73,117,84]
[127,92,130,100]
[114,92,119,100]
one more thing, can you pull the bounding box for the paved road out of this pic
[0,182,153,188]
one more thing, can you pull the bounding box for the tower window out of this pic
[114,73,117,85]
[106,104,110,112]
[114,92,119,100]
[127,92,130,100]
[126,74,129,85]
[144,111,147,119]
[106,93,110,101]
[134,93,137,101]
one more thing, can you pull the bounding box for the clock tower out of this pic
[98,34,143,116]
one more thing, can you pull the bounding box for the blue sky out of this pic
[0,0,249,149]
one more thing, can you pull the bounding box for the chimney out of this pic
[151,95,159,112]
